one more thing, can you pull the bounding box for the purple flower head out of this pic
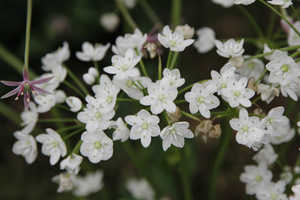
[1,67,53,109]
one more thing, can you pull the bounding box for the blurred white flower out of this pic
[100,12,120,32]
[193,27,216,53]
[66,96,82,112]
[215,38,244,58]
[76,42,110,62]
[126,178,155,200]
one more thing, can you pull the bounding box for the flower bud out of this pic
[88,67,99,77]
[229,56,244,68]
[99,12,120,32]
[175,24,195,39]
[55,90,67,104]
[66,96,82,112]
[166,106,181,123]
[83,73,96,85]
[144,43,157,59]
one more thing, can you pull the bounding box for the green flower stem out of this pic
[38,118,78,123]
[115,0,138,30]
[122,141,160,196]
[63,127,85,140]
[291,5,300,22]
[55,104,71,112]
[158,54,162,80]
[166,50,173,69]
[132,81,143,91]
[245,45,300,61]
[24,0,32,71]
[180,110,200,122]
[255,68,268,85]
[135,48,149,77]
[174,99,186,104]
[178,80,209,95]
[71,140,83,154]
[93,61,100,82]
[163,110,171,126]
[251,95,262,105]
[209,120,232,200]
[169,52,179,70]
[139,0,164,30]
[63,80,85,99]
[179,149,193,200]
[259,0,300,37]
[267,11,276,39]
[290,50,300,58]
[116,98,139,102]
[0,44,37,77]
[295,57,300,63]
[65,66,90,96]
[171,0,181,28]
[56,124,83,134]
[0,101,21,125]
[237,5,264,39]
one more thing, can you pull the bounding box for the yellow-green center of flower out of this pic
[126,80,133,87]
[170,40,177,46]
[121,64,128,71]
[94,112,101,119]
[255,175,262,182]
[281,64,290,73]
[170,129,176,134]
[198,96,205,103]
[270,194,277,200]
[94,141,102,149]
[158,94,165,101]
[106,96,113,103]
[242,125,249,131]
[234,90,241,96]
[221,83,227,88]
[268,118,274,123]
[142,123,148,129]
[24,82,31,91]
[52,141,58,148]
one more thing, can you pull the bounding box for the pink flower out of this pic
[1,67,53,109]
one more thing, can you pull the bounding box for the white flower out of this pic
[210,62,236,95]
[88,67,99,77]
[119,0,137,9]
[12,130,37,164]
[229,108,266,150]
[80,130,113,163]
[215,38,244,58]
[184,82,220,118]
[108,117,130,142]
[73,170,104,197]
[36,128,67,165]
[270,124,295,145]
[34,94,56,113]
[60,153,83,175]
[235,58,265,82]
[268,0,292,8]
[160,121,194,151]
[55,90,67,104]
[175,24,195,39]
[158,25,194,52]
[100,12,120,32]
[266,50,300,85]
[234,0,255,5]
[290,184,300,200]
[193,27,216,53]
[257,83,280,104]
[263,44,273,61]
[298,121,300,127]
[163,68,185,88]
[260,107,289,137]
[126,178,155,200]
[240,163,273,195]
[140,78,178,114]
[112,28,147,56]
[288,21,300,46]
[211,0,235,7]
[76,42,110,62]
[222,77,255,108]
[103,49,141,80]
[256,181,288,200]
[20,102,38,133]
[253,144,278,165]
[52,172,74,193]
[113,76,152,100]
[280,78,300,101]
[125,109,160,147]
[66,96,82,112]
[77,95,115,131]
[83,73,95,85]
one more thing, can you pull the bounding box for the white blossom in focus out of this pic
[60,153,83,175]
[66,96,82,112]
[215,38,244,58]
[257,84,280,104]
[125,109,160,147]
[76,42,110,62]
[36,128,67,165]
[73,170,104,197]
[108,117,130,142]
[175,24,195,39]
[158,25,194,52]
[160,121,194,151]
[140,78,177,114]
[12,130,37,164]
[20,102,38,133]
[83,73,95,85]
[80,130,113,163]
[193,27,216,53]
[163,68,185,88]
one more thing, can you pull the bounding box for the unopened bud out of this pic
[253,108,263,116]
[229,56,244,68]
[88,67,99,77]
[166,106,181,123]
[83,73,96,85]
[66,96,82,112]
[144,43,157,59]
[100,12,120,32]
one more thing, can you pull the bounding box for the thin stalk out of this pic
[267,11,276,39]
[163,110,171,126]
[251,95,261,105]
[169,52,179,70]
[174,99,186,104]
[56,124,83,133]
[291,5,300,22]
[209,120,232,200]
[71,140,83,154]
[38,118,77,123]
[63,80,85,99]
[116,98,139,102]
[139,59,149,77]
[259,0,300,37]
[94,61,100,79]
[115,0,138,30]
[171,0,181,28]
[24,0,32,71]
[179,149,193,200]
[237,5,264,39]
[63,127,85,140]
[158,54,162,80]
[55,104,71,112]
[139,0,163,30]
[180,110,200,122]
[255,68,268,85]
[0,44,37,77]
[166,50,173,69]
[65,66,90,96]
[290,50,300,58]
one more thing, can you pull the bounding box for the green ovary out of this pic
[142,123,148,129]
[281,64,289,73]
[234,90,241,96]
[94,112,101,119]
[94,141,102,149]
[158,94,165,101]
[198,96,205,103]
[242,125,249,131]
